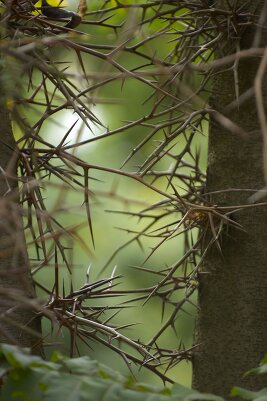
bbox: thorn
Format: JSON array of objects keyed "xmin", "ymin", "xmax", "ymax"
[
  {"xmin": 86, "ymin": 264, "xmax": 92, "ymax": 284},
  {"xmin": 110, "ymin": 265, "xmax": 117, "ymax": 280}
]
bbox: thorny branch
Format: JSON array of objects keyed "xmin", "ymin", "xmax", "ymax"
[{"xmin": 0, "ymin": 0, "xmax": 266, "ymax": 382}]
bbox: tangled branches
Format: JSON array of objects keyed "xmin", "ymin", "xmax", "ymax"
[{"xmin": 0, "ymin": 0, "xmax": 264, "ymax": 383}]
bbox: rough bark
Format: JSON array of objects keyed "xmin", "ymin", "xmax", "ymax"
[
  {"xmin": 0, "ymin": 103, "xmax": 43, "ymax": 354},
  {"xmin": 192, "ymin": 1, "xmax": 267, "ymax": 398}
]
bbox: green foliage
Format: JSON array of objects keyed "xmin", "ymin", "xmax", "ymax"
[
  {"xmin": 3, "ymin": 344, "xmax": 267, "ymax": 401},
  {"xmin": 246, "ymin": 355, "xmax": 267, "ymax": 376},
  {"xmin": 3, "ymin": 345, "xmax": 267, "ymax": 401},
  {"xmin": 231, "ymin": 387, "xmax": 267, "ymax": 401},
  {"xmin": 0, "ymin": 344, "xmax": 225, "ymax": 401},
  {"xmin": 230, "ymin": 357, "xmax": 267, "ymax": 401}
]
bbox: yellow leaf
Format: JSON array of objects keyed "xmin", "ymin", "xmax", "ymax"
[{"xmin": 33, "ymin": 0, "xmax": 68, "ymax": 15}]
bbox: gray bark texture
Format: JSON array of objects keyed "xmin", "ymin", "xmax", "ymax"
[
  {"xmin": 192, "ymin": 1, "xmax": 267, "ymax": 398},
  {"xmin": 0, "ymin": 104, "xmax": 42, "ymax": 353}
]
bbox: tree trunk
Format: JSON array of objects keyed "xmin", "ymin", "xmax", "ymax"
[
  {"xmin": 0, "ymin": 102, "xmax": 43, "ymax": 354},
  {"xmin": 192, "ymin": 1, "xmax": 267, "ymax": 398}
]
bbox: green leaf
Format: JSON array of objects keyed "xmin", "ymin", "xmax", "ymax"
[
  {"xmin": 259, "ymin": 355, "xmax": 267, "ymax": 365},
  {"xmin": 62, "ymin": 356, "xmax": 125, "ymax": 382},
  {"xmin": 80, "ymin": 379, "xmax": 174, "ymax": 401},
  {"xmin": 186, "ymin": 392, "xmax": 225, "ymax": 401},
  {"xmin": 172, "ymin": 384, "xmax": 225, "ymax": 401},
  {"xmin": 0, "ymin": 344, "xmax": 58, "ymax": 371},
  {"xmin": 49, "ymin": 350, "xmax": 64, "ymax": 363},
  {"xmin": 0, "ymin": 368, "xmax": 47, "ymax": 401},
  {"xmin": 134, "ymin": 382, "xmax": 169, "ymax": 393},
  {"xmin": 172, "ymin": 383, "xmax": 195, "ymax": 398},
  {"xmin": 231, "ymin": 387, "xmax": 267, "ymax": 400},
  {"xmin": 43, "ymin": 374, "xmax": 82, "ymax": 401},
  {"xmin": 248, "ymin": 364, "xmax": 267, "ymax": 376}
]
